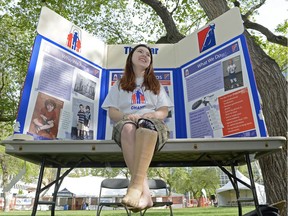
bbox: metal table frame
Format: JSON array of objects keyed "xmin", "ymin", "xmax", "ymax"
[{"xmin": 2, "ymin": 136, "xmax": 286, "ymax": 216}]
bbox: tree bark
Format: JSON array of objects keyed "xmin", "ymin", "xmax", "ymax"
[{"xmin": 244, "ymin": 30, "xmax": 287, "ymax": 215}]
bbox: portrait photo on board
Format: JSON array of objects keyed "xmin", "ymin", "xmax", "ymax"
[
  {"xmin": 74, "ymin": 72, "xmax": 97, "ymax": 100},
  {"xmin": 71, "ymin": 98, "xmax": 94, "ymax": 140},
  {"xmin": 222, "ymin": 55, "xmax": 243, "ymax": 91},
  {"xmin": 28, "ymin": 92, "xmax": 64, "ymax": 139}
]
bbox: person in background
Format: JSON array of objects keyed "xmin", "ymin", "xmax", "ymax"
[{"xmin": 102, "ymin": 44, "xmax": 173, "ymax": 212}]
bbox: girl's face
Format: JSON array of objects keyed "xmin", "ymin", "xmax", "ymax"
[
  {"xmin": 131, "ymin": 46, "xmax": 151, "ymax": 71},
  {"xmin": 47, "ymin": 104, "xmax": 55, "ymax": 112}
]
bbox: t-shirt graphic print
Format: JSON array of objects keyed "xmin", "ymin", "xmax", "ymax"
[{"xmin": 131, "ymin": 87, "xmax": 146, "ymax": 105}]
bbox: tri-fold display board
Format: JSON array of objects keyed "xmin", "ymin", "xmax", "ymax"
[{"xmin": 15, "ymin": 6, "xmax": 267, "ymax": 140}]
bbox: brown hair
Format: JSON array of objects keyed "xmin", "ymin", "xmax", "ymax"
[
  {"xmin": 45, "ymin": 99, "xmax": 56, "ymax": 110},
  {"xmin": 119, "ymin": 44, "xmax": 160, "ymax": 95}
]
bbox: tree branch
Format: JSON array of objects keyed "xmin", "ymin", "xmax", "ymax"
[
  {"xmin": 140, "ymin": 0, "xmax": 185, "ymax": 43},
  {"xmin": 199, "ymin": 0, "xmax": 288, "ymax": 47},
  {"xmin": 235, "ymin": 0, "xmax": 288, "ymax": 47},
  {"xmin": 244, "ymin": 19, "xmax": 288, "ymax": 47},
  {"xmin": 169, "ymin": 0, "xmax": 180, "ymax": 16},
  {"xmin": 242, "ymin": 0, "xmax": 266, "ymax": 18}
]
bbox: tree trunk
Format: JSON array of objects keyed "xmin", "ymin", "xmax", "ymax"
[
  {"xmin": 244, "ymin": 30, "xmax": 287, "ymax": 216},
  {"xmin": 198, "ymin": 0, "xmax": 287, "ymax": 215},
  {"xmin": 0, "ymin": 154, "xmax": 11, "ymax": 212},
  {"xmin": 3, "ymin": 192, "xmax": 12, "ymax": 212}
]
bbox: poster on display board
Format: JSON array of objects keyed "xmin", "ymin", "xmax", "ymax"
[
  {"xmin": 14, "ymin": 6, "xmax": 267, "ymax": 141},
  {"xmin": 180, "ymin": 36, "xmax": 267, "ymax": 138},
  {"xmin": 15, "ymin": 36, "xmax": 103, "ymax": 140}
]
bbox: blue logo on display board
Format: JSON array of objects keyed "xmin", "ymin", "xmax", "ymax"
[{"xmin": 198, "ymin": 23, "xmax": 216, "ymax": 53}]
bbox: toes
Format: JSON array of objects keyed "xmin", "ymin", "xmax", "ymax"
[{"xmin": 122, "ymin": 197, "xmax": 139, "ymax": 208}]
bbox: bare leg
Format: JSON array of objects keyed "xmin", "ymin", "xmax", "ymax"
[
  {"xmin": 138, "ymin": 177, "xmax": 153, "ymax": 209},
  {"xmin": 122, "ymin": 127, "xmax": 157, "ymax": 208},
  {"xmin": 121, "ymin": 123, "xmax": 136, "ymax": 173}
]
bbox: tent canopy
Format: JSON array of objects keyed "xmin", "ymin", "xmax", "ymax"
[
  {"xmin": 216, "ymin": 170, "xmax": 252, "ymax": 193},
  {"xmin": 216, "ymin": 170, "xmax": 266, "ymax": 206},
  {"xmin": 56, "ymin": 188, "xmax": 75, "ymax": 197},
  {"xmin": 47, "ymin": 176, "xmax": 128, "ymax": 197}
]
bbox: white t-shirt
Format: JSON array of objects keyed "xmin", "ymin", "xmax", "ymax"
[
  {"xmin": 102, "ymin": 77, "xmax": 174, "ymax": 115},
  {"xmin": 227, "ymin": 64, "xmax": 236, "ymax": 74}
]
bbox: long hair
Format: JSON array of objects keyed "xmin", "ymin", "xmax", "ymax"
[{"xmin": 119, "ymin": 44, "xmax": 160, "ymax": 95}]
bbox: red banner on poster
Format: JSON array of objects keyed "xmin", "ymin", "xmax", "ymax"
[{"xmin": 219, "ymin": 88, "xmax": 255, "ymax": 136}]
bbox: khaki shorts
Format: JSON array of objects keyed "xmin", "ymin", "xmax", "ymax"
[
  {"xmin": 112, "ymin": 118, "xmax": 170, "ymax": 151},
  {"xmin": 77, "ymin": 123, "xmax": 85, "ymax": 130}
]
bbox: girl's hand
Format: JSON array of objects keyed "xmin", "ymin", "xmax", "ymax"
[
  {"xmin": 142, "ymin": 112, "xmax": 155, "ymax": 119},
  {"xmin": 125, "ymin": 114, "xmax": 141, "ymax": 122},
  {"xmin": 40, "ymin": 114, "xmax": 47, "ymax": 121}
]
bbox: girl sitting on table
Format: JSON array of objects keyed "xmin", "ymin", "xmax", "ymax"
[{"xmin": 102, "ymin": 44, "xmax": 173, "ymax": 212}]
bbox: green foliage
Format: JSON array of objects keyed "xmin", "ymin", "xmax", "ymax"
[
  {"xmin": 265, "ymin": 22, "xmax": 288, "ymax": 72},
  {"xmin": 166, "ymin": 0, "xmax": 206, "ymax": 35},
  {"xmin": 148, "ymin": 167, "xmax": 220, "ymax": 198},
  {"xmin": 69, "ymin": 167, "xmax": 127, "ymax": 178},
  {"xmin": 0, "ymin": 122, "xmax": 39, "ymax": 184},
  {"xmin": 250, "ymin": 20, "xmax": 288, "ymax": 72}
]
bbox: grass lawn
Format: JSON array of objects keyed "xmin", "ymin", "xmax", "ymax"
[{"xmin": 1, "ymin": 206, "xmax": 256, "ymax": 216}]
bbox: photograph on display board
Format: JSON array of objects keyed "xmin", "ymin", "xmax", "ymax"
[
  {"xmin": 222, "ymin": 55, "xmax": 244, "ymax": 91},
  {"xmin": 74, "ymin": 72, "xmax": 97, "ymax": 100},
  {"xmin": 189, "ymin": 93, "xmax": 223, "ymax": 138},
  {"xmin": 28, "ymin": 92, "xmax": 64, "ymax": 139},
  {"xmin": 71, "ymin": 98, "xmax": 94, "ymax": 140}
]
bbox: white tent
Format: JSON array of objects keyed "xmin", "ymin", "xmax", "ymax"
[
  {"xmin": 46, "ymin": 176, "xmax": 127, "ymax": 197},
  {"xmin": 216, "ymin": 170, "xmax": 266, "ymax": 206}
]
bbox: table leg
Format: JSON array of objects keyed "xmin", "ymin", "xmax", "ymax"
[
  {"xmin": 245, "ymin": 154, "xmax": 262, "ymax": 216},
  {"xmin": 231, "ymin": 165, "xmax": 242, "ymax": 216},
  {"xmin": 51, "ymin": 167, "xmax": 61, "ymax": 216},
  {"xmin": 31, "ymin": 158, "xmax": 46, "ymax": 216}
]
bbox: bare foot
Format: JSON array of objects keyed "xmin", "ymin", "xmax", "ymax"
[
  {"xmin": 121, "ymin": 187, "xmax": 142, "ymax": 208},
  {"xmin": 129, "ymin": 197, "xmax": 153, "ymax": 213},
  {"xmin": 130, "ymin": 181, "xmax": 153, "ymax": 212},
  {"xmin": 138, "ymin": 191, "xmax": 153, "ymax": 209}
]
